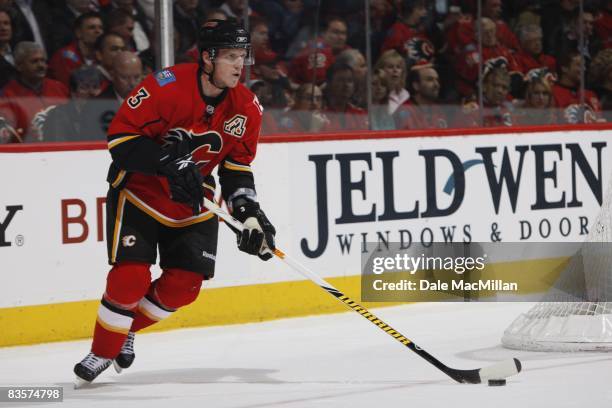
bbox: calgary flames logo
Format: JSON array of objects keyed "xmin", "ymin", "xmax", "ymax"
[{"xmin": 162, "ymin": 128, "xmax": 224, "ymax": 166}]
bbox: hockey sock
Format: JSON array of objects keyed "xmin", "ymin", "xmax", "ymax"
[
  {"xmin": 131, "ymin": 268, "xmax": 203, "ymax": 332},
  {"xmin": 91, "ymin": 263, "xmax": 151, "ymax": 358}
]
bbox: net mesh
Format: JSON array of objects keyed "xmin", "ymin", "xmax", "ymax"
[{"xmin": 501, "ymin": 179, "xmax": 612, "ymax": 351}]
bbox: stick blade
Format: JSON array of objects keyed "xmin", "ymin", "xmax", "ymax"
[{"xmin": 478, "ymin": 358, "xmax": 522, "ymax": 382}]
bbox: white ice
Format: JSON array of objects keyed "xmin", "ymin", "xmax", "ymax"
[{"xmin": 1, "ymin": 302, "xmax": 611, "ymax": 408}]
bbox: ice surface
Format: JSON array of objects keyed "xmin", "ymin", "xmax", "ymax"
[{"xmin": 0, "ymin": 303, "xmax": 610, "ymax": 408}]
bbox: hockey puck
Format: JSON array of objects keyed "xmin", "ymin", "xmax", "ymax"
[{"xmin": 488, "ymin": 379, "xmax": 507, "ymax": 386}]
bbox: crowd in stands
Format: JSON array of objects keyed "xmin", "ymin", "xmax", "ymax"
[{"xmin": 0, "ymin": 0, "xmax": 611, "ymax": 143}]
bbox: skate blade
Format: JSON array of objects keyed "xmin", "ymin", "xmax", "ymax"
[
  {"xmin": 74, "ymin": 376, "xmax": 91, "ymax": 389},
  {"xmin": 112, "ymin": 360, "xmax": 123, "ymax": 374}
]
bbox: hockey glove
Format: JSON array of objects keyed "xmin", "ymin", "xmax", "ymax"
[
  {"xmin": 232, "ymin": 200, "xmax": 276, "ymax": 261},
  {"xmin": 158, "ymin": 140, "xmax": 204, "ymax": 215}
]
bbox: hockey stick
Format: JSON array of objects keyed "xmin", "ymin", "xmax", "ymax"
[{"xmin": 202, "ymin": 198, "xmax": 522, "ymax": 384}]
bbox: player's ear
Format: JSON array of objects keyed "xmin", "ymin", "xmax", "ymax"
[{"xmin": 201, "ymin": 50, "xmax": 210, "ymax": 67}]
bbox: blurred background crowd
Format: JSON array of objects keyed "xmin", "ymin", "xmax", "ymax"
[{"xmin": 0, "ymin": 0, "xmax": 610, "ymax": 143}]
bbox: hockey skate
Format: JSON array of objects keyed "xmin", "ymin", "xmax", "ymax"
[
  {"xmin": 73, "ymin": 352, "xmax": 112, "ymax": 388},
  {"xmin": 113, "ymin": 331, "xmax": 135, "ymax": 373}
]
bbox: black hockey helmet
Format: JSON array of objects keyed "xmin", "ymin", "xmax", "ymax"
[{"xmin": 198, "ymin": 19, "xmax": 254, "ymax": 65}]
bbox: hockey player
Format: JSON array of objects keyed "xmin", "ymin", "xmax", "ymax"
[{"xmin": 73, "ymin": 19, "xmax": 276, "ymax": 386}]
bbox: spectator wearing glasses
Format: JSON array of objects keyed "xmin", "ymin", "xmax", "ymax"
[{"xmin": 41, "ymin": 65, "xmax": 103, "ymax": 141}]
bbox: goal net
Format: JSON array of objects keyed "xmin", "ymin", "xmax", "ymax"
[{"xmin": 501, "ymin": 183, "xmax": 612, "ymax": 351}]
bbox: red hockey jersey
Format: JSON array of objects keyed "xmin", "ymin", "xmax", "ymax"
[
  {"xmin": 552, "ymin": 84, "xmax": 602, "ymax": 124},
  {"xmin": 514, "ymin": 51, "xmax": 556, "ymax": 76},
  {"xmin": 48, "ymin": 42, "xmax": 87, "ymax": 87},
  {"xmin": 0, "ymin": 77, "xmax": 69, "ymax": 141},
  {"xmin": 107, "ymin": 63, "xmax": 263, "ymax": 223},
  {"xmin": 446, "ymin": 16, "xmax": 520, "ymax": 56},
  {"xmin": 381, "ymin": 22, "xmax": 435, "ymax": 63},
  {"xmin": 396, "ymin": 101, "xmax": 449, "ymax": 130}
]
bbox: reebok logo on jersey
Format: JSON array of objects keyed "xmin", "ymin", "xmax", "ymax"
[
  {"xmin": 176, "ymin": 156, "xmax": 194, "ymax": 170},
  {"xmin": 223, "ymin": 115, "xmax": 247, "ymax": 138},
  {"xmin": 122, "ymin": 235, "xmax": 136, "ymax": 247},
  {"xmin": 202, "ymin": 251, "xmax": 216, "ymax": 261},
  {"xmin": 155, "ymin": 69, "xmax": 176, "ymax": 87}
]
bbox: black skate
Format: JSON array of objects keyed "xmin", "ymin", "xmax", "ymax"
[
  {"xmin": 74, "ymin": 352, "xmax": 112, "ymax": 388},
  {"xmin": 113, "ymin": 331, "xmax": 135, "ymax": 373}
]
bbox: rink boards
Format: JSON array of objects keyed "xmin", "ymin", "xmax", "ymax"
[{"xmin": 0, "ymin": 126, "xmax": 610, "ymax": 346}]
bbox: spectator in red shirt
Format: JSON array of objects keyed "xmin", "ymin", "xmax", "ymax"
[
  {"xmin": 446, "ymin": 0, "xmax": 520, "ymax": 57},
  {"xmin": 48, "ymin": 12, "xmax": 104, "ymax": 88},
  {"xmin": 288, "ymin": 17, "xmax": 349, "ymax": 85},
  {"xmin": 553, "ymin": 51, "xmax": 603, "ymax": 123},
  {"xmin": 398, "ymin": 63, "xmax": 448, "ymax": 129},
  {"xmin": 0, "ymin": 41, "xmax": 69, "ymax": 142},
  {"xmin": 514, "ymin": 24, "xmax": 556, "ymax": 77},
  {"xmin": 381, "ymin": 0, "xmax": 435, "ymax": 66},
  {"xmin": 456, "ymin": 17, "xmax": 521, "ymax": 97},
  {"xmin": 248, "ymin": 17, "xmax": 289, "ymax": 83},
  {"xmin": 322, "ymin": 62, "xmax": 367, "ymax": 131}
]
